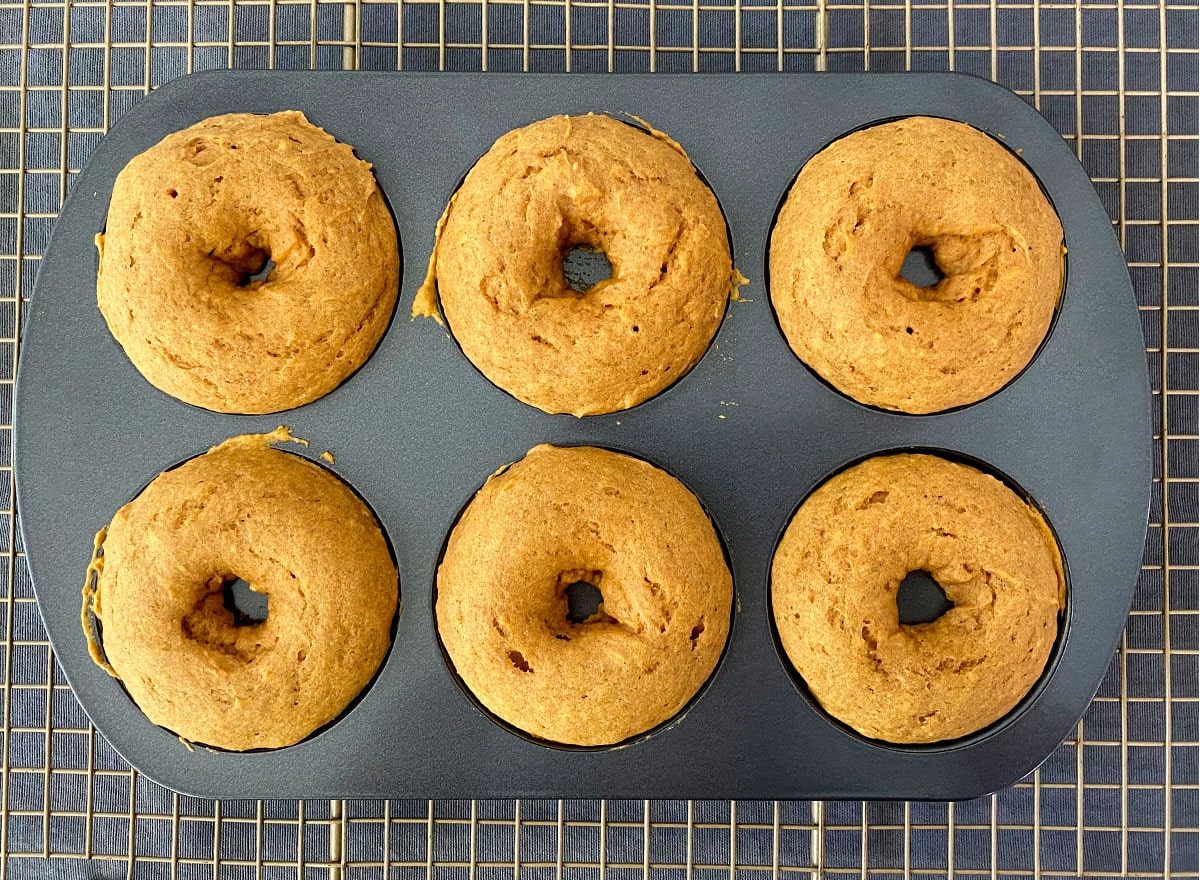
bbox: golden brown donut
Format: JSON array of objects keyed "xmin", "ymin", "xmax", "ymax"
[
  {"xmin": 769, "ymin": 117, "xmax": 1064, "ymax": 413},
  {"xmin": 82, "ymin": 428, "xmax": 398, "ymax": 750},
  {"xmin": 435, "ymin": 445, "xmax": 732, "ymax": 746},
  {"xmin": 771, "ymin": 453, "xmax": 1063, "ymax": 744},
  {"xmin": 416, "ymin": 114, "xmax": 733, "ymax": 416},
  {"xmin": 97, "ymin": 111, "xmax": 399, "ymax": 414}
]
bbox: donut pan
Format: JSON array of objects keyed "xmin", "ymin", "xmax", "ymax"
[{"xmin": 14, "ymin": 71, "xmax": 1151, "ymax": 800}]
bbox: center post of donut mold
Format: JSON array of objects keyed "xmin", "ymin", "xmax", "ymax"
[
  {"xmin": 221, "ymin": 576, "xmax": 269, "ymax": 626},
  {"xmin": 500, "ymin": 572, "xmax": 613, "ymax": 674},
  {"xmin": 213, "ymin": 237, "xmax": 275, "ymax": 290},
  {"xmin": 562, "ymin": 245, "xmax": 613, "ymax": 294},
  {"xmin": 899, "ymin": 245, "xmax": 946, "ymax": 290},
  {"xmin": 896, "ymin": 570, "xmax": 955, "ymax": 626},
  {"xmin": 237, "ymin": 254, "xmax": 275, "ymax": 288},
  {"xmin": 565, "ymin": 578, "xmax": 605, "ymax": 623},
  {"xmin": 557, "ymin": 570, "xmax": 610, "ymax": 625}
]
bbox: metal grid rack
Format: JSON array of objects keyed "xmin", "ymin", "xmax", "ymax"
[{"xmin": 0, "ymin": 0, "xmax": 1196, "ymax": 875}]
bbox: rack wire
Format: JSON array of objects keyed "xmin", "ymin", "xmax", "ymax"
[{"xmin": 0, "ymin": 0, "xmax": 1196, "ymax": 876}]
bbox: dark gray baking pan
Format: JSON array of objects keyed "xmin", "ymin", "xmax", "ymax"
[{"xmin": 13, "ymin": 71, "xmax": 1152, "ymax": 800}]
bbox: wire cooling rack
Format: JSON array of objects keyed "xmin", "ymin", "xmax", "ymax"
[{"xmin": 0, "ymin": 0, "xmax": 1196, "ymax": 876}]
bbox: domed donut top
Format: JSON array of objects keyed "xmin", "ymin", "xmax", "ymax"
[
  {"xmin": 97, "ymin": 111, "xmax": 400, "ymax": 414},
  {"xmin": 415, "ymin": 113, "xmax": 734, "ymax": 417},
  {"xmin": 771, "ymin": 453, "xmax": 1064, "ymax": 744},
  {"xmin": 435, "ymin": 444, "xmax": 733, "ymax": 746},
  {"xmin": 769, "ymin": 116, "xmax": 1064, "ymax": 414},
  {"xmin": 82, "ymin": 428, "xmax": 399, "ymax": 751}
]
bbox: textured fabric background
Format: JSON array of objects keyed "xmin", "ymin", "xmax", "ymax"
[{"xmin": 0, "ymin": 0, "xmax": 1196, "ymax": 876}]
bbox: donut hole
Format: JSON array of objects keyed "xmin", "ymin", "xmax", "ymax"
[
  {"xmin": 228, "ymin": 246, "xmax": 274, "ymax": 289},
  {"xmin": 899, "ymin": 245, "xmax": 945, "ymax": 290},
  {"xmin": 179, "ymin": 573, "xmax": 271, "ymax": 657},
  {"xmin": 239, "ymin": 255, "xmax": 275, "ymax": 288},
  {"xmin": 206, "ymin": 238, "xmax": 276, "ymax": 291},
  {"xmin": 554, "ymin": 570, "xmax": 619, "ymax": 630},
  {"xmin": 222, "ymin": 576, "xmax": 269, "ymax": 627},
  {"xmin": 562, "ymin": 245, "xmax": 613, "ymax": 294},
  {"xmin": 895, "ymin": 570, "xmax": 954, "ymax": 626},
  {"xmin": 564, "ymin": 578, "xmax": 605, "ymax": 624}
]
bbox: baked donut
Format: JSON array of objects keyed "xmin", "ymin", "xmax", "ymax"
[
  {"xmin": 769, "ymin": 116, "xmax": 1064, "ymax": 413},
  {"xmin": 415, "ymin": 114, "xmax": 733, "ymax": 416},
  {"xmin": 82, "ymin": 428, "xmax": 398, "ymax": 750},
  {"xmin": 771, "ymin": 453, "xmax": 1063, "ymax": 744},
  {"xmin": 436, "ymin": 444, "xmax": 732, "ymax": 746},
  {"xmin": 97, "ymin": 111, "xmax": 399, "ymax": 414}
]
